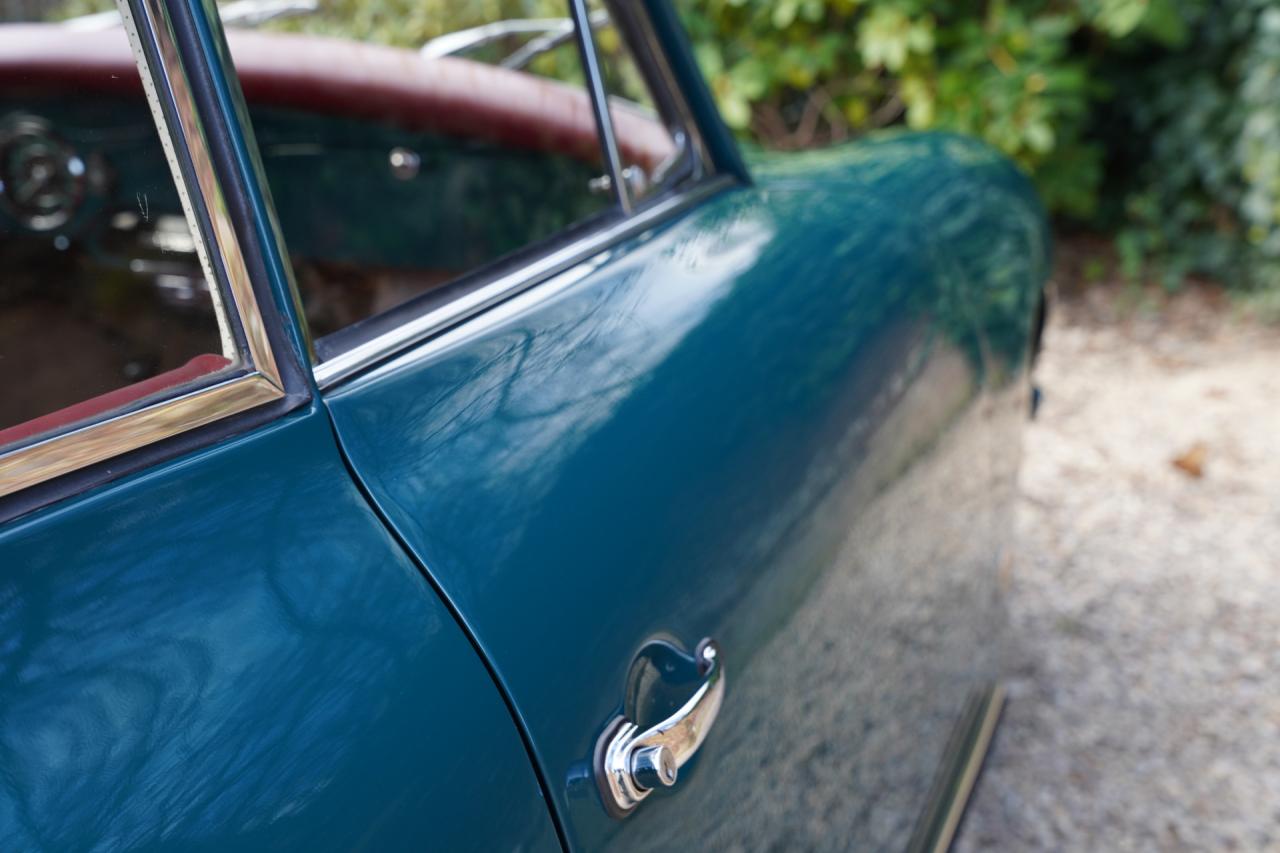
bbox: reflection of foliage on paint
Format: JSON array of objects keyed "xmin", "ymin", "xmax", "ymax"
[
  {"xmin": 745, "ymin": 132, "xmax": 1047, "ymax": 402},
  {"xmin": 902, "ymin": 134, "xmax": 1046, "ymax": 381}
]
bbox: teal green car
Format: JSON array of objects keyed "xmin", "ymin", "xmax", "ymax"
[{"xmin": 0, "ymin": 0, "xmax": 1048, "ymax": 849}]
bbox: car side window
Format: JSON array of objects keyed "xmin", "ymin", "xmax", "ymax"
[
  {"xmin": 0, "ymin": 10, "xmax": 242, "ymax": 455},
  {"xmin": 220, "ymin": 0, "xmax": 700, "ymax": 356},
  {"xmin": 220, "ymin": 1, "xmax": 612, "ymax": 344}
]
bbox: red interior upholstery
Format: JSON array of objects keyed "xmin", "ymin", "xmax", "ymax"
[
  {"xmin": 0, "ymin": 353, "xmax": 232, "ymax": 448},
  {"xmin": 0, "ymin": 25, "xmax": 676, "ymax": 171}
]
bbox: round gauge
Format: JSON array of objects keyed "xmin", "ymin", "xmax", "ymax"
[{"xmin": 0, "ymin": 115, "xmax": 87, "ymax": 232}]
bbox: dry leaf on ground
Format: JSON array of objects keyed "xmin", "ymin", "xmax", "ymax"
[{"xmin": 1171, "ymin": 442, "xmax": 1208, "ymax": 478}]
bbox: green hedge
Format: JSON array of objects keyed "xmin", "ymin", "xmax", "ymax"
[{"xmin": 677, "ymin": 0, "xmax": 1280, "ymax": 289}]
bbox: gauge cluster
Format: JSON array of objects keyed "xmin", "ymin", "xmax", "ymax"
[
  {"xmin": 0, "ymin": 106, "xmax": 214, "ymax": 318},
  {"xmin": 0, "ymin": 113, "xmax": 92, "ymax": 232}
]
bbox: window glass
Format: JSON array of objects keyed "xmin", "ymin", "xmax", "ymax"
[
  {"xmin": 221, "ymin": 0, "xmax": 619, "ymax": 344},
  {"xmin": 0, "ymin": 4, "xmax": 241, "ymax": 452}
]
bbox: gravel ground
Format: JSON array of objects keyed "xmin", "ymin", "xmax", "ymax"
[{"xmin": 957, "ymin": 285, "xmax": 1280, "ymax": 851}]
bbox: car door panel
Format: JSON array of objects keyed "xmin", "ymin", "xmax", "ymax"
[
  {"xmin": 325, "ymin": 133, "xmax": 1047, "ymax": 849},
  {"xmin": 0, "ymin": 408, "xmax": 559, "ymax": 852}
]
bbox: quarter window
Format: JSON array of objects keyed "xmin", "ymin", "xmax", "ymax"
[
  {"xmin": 586, "ymin": 0, "xmax": 692, "ymax": 203},
  {"xmin": 0, "ymin": 9, "xmax": 242, "ymax": 453}
]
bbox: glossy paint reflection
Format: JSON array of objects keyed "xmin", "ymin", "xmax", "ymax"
[
  {"xmin": 0, "ymin": 411, "xmax": 558, "ymax": 851},
  {"xmin": 327, "ymin": 132, "xmax": 1048, "ymax": 849}
]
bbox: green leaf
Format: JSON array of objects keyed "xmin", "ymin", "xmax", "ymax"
[
  {"xmin": 1095, "ymin": 0, "xmax": 1150, "ymax": 39},
  {"xmin": 772, "ymin": 0, "xmax": 800, "ymax": 30},
  {"xmin": 1025, "ymin": 119, "xmax": 1056, "ymax": 154},
  {"xmin": 1139, "ymin": 0, "xmax": 1189, "ymax": 47},
  {"xmin": 729, "ymin": 57, "xmax": 771, "ymax": 99},
  {"xmin": 858, "ymin": 6, "xmax": 912, "ymax": 71},
  {"xmin": 719, "ymin": 91, "xmax": 753, "ymax": 129}
]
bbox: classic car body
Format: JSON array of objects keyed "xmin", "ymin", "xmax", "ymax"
[{"xmin": 0, "ymin": 0, "xmax": 1048, "ymax": 850}]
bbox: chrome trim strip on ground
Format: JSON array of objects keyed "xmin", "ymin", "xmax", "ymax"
[
  {"xmin": 0, "ymin": 0, "xmax": 286, "ymax": 499},
  {"xmin": 933, "ymin": 685, "xmax": 1005, "ymax": 852},
  {"xmin": 906, "ymin": 685, "xmax": 1007, "ymax": 853},
  {"xmin": 313, "ymin": 175, "xmax": 735, "ymax": 390}
]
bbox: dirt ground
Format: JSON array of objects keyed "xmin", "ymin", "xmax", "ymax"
[{"xmin": 956, "ymin": 282, "xmax": 1280, "ymax": 851}]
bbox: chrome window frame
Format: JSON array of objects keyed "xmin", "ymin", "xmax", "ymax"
[
  {"xmin": 304, "ymin": 0, "xmax": 729, "ymax": 389},
  {"xmin": 0, "ymin": 0, "xmax": 287, "ymax": 499}
]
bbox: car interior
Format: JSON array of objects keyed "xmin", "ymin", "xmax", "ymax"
[{"xmin": 0, "ymin": 9, "xmax": 679, "ymax": 444}]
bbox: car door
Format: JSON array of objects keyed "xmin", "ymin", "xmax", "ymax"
[
  {"xmin": 217, "ymin": 1, "xmax": 1050, "ymax": 849},
  {"xmin": 0, "ymin": 6, "xmax": 558, "ymax": 850},
  {"xmin": 322, "ymin": 143, "xmax": 1046, "ymax": 852}
]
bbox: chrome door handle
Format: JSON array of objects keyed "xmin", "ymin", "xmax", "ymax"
[{"xmin": 596, "ymin": 639, "xmax": 724, "ymax": 815}]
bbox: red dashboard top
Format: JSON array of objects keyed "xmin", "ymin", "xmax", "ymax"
[{"xmin": 0, "ymin": 25, "xmax": 675, "ymax": 171}]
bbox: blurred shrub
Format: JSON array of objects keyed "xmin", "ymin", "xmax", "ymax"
[
  {"xmin": 677, "ymin": 0, "xmax": 1280, "ymax": 289},
  {"xmin": 1101, "ymin": 1, "xmax": 1280, "ymax": 288},
  {"xmin": 678, "ymin": 0, "xmax": 1099, "ymax": 217}
]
